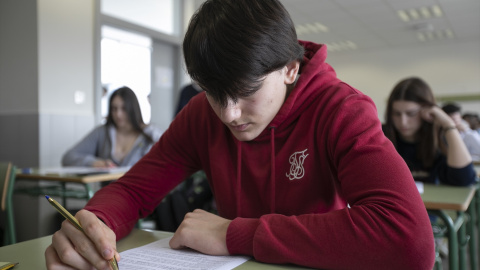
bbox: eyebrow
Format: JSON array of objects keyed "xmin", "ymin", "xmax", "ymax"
[{"xmin": 393, "ymin": 108, "xmax": 421, "ymax": 114}]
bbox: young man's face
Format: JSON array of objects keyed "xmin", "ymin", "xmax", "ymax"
[{"xmin": 206, "ymin": 62, "xmax": 299, "ymax": 141}]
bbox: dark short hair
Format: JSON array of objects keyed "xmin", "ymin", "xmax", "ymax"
[
  {"xmin": 441, "ymin": 103, "xmax": 461, "ymax": 115},
  {"xmin": 183, "ymin": 0, "xmax": 304, "ymax": 107},
  {"xmin": 384, "ymin": 77, "xmax": 437, "ymax": 168}
]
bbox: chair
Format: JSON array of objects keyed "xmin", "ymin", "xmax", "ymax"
[{"xmin": 0, "ymin": 162, "xmax": 17, "ymax": 245}]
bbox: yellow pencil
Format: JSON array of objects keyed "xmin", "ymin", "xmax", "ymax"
[{"xmin": 45, "ymin": 195, "xmax": 119, "ymax": 270}]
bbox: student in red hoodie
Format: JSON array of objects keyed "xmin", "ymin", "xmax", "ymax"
[{"xmin": 45, "ymin": 0, "xmax": 435, "ymax": 269}]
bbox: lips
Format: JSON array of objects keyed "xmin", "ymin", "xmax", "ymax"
[{"xmin": 231, "ymin": 123, "xmax": 249, "ymax": 131}]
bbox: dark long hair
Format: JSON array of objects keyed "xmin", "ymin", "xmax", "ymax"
[
  {"xmin": 384, "ymin": 77, "xmax": 437, "ymax": 168},
  {"xmin": 183, "ymin": 0, "xmax": 304, "ymax": 108},
  {"xmin": 106, "ymin": 86, "xmax": 153, "ymax": 143}
]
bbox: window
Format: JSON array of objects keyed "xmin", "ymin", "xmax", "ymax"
[
  {"xmin": 101, "ymin": 0, "xmax": 177, "ymax": 35},
  {"xmin": 101, "ymin": 26, "xmax": 152, "ymax": 123}
]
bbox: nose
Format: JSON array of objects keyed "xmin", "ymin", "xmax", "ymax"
[
  {"xmin": 220, "ymin": 101, "xmax": 241, "ymax": 123},
  {"xmin": 400, "ymin": 114, "xmax": 408, "ymax": 126},
  {"xmin": 113, "ymin": 109, "xmax": 122, "ymax": 118}
]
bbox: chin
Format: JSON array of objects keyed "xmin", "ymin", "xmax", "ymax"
[{"xmin": 231, "ymin": 130, "xmax": 259, "ymax": 142}]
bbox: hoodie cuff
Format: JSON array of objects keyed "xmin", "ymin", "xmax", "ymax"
[{"xmin": 226, "ymin": 217, "xmax": 260, "ymax": 256}]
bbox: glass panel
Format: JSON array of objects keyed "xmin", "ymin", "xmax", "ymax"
[
  {"xmin": 101, "ymin": 0, "xmax": 176, "ymax": 35},
  {"xmin": 101, "ymin": 26, "xmax": 152, "ymax": 123}
]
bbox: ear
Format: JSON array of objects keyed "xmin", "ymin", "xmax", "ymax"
[{"xmin": 284, "ymin": 60, "xmax": 300, "ymax": 84}]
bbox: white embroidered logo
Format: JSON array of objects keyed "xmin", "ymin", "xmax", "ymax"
[{"xmin": 286, "ymin": 149, "xmax": 309, "ymax": 180}]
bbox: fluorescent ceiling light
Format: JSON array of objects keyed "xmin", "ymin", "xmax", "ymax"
[
  {"xmin": 314, "ymin": 22, "xmax": 329, "ymax": 32},
  {"xmin": 326, "ymin": 41, "xmax": 357, "ymax": 52},
  {"xmin": 306, "ymin": 23, "xmax": 319, "ymax": 33},
  {"xmin": 409, "ymin": 9, "xmax": 420, "ymax": 20},
  {"xmin": 420, "ymin": 7, "xmax": 431, "ymax": 18},
  {"xmin": 397, "ymin": 10, "xmax": 410, "ymax": 22},
  {"xmin": 416, "ymin": 29, "xmax": 453, "ymax": 42},
  {"xmin": 431, "ymin": 5, "xmax": 443, "ymax": 17},
  {"xmin": 398, "ymin": 5, "xmax": 443, "ymax": 22},
  {"xmin": 295, "ymin": 25, "xmax": 308, "ymax": 35}
]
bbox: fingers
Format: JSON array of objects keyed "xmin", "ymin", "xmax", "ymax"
[
  {"xmin": 170, "ymin": 209, "xmax": 230, "ymax": 255},
  {"xmin": 49, "ymin": 225, "xmax": 95, "ymax": 269},
  {"xmin": 45, "ymin": 244, "xmax": 77, "ymax": 270},
  {"xmin": 92, "ymin": 159, "xmax": 116, "ymax": 168},
  {"xmin": 47, "ymin": 210, "xmax": 116, "ymax": 270},
  {"xmin": 77, "ymin": 210, "xmax": 119, "ymax": 262},
  {"xmin": 105, "ymin": 160, "xmax": 117, "ymax": 168},
  {"xmin": 421, "ymin": 106, "xmax": 453, "ymax": 127}
]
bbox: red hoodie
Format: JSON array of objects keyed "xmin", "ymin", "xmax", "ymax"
[{"xmin": 85, "ymin": 41, "xmax": 435, "ymax": 269}]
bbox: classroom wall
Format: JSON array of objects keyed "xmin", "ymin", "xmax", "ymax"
[
  {"xmin": 38, "ymin": 0, "xmax": 96, "ymax": 168},
  {"xmin": 0, "ymin": 0, "xmax": 96, "ymax": 242},
  {"xmin": 327, "ymin": 40, "xmax": 480, "ymax": 121},
  {"xmin": 0, "ymin": 0, "xmax": 40, "ymax": 167}
]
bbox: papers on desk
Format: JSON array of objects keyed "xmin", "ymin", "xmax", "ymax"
[
  {"xmin": 415, "ymin": 181, "xmax": 424, "ymax": 194},
  {"xmin": 33, "ymin": 166, "xmax": 131, "ymax": 176},
  {"xmin": 119, "ymin": 237, "xmax": 250, "ymax": 270}
]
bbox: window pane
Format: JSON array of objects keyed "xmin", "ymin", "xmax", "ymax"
[
  {"xmin": 101, "ymin": 0, "xmax": 176, "ymax": 35},
  {"xmin": 101, "ymin": 26, "xmax": 152, "ymax": 123}
]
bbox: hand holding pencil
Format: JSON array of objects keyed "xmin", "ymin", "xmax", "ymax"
[{"xmin": 44, "ymin": 195, "xmax": 119, "ymax": 270}]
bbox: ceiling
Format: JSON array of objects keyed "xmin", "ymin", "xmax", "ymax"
[{"xmin": 280, "ymin": 0, "xmax": 480, "ymax": 53}]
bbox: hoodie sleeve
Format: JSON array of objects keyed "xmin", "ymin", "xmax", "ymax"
[
  {"xmin": 84, "ymin": 102, "xmax": 204, "ymax": 239},
  {"xmin": 226, "ymin": 93, "xmax": 435, "ymax": 270}
]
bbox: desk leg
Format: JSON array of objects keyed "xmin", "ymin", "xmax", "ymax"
[
  {"xmin": 431, "ymin": 210, "xmax": 459, "ymax": 270},
  {"xmin": 467, "ymin": 197, "xmax": 478, "ymax": 270},
  {"xmin": 85, "ymin": 183, "xmax": 93, "ymax": 199},
  {"xmin": 61, "ymin": 182, "xmax": 67, "ymax": 206},
  {"xmin": 457, "ymin": 211, "xmax": 468, "ymax": 270}
]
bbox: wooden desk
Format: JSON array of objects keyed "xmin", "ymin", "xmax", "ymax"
[
  {"xmin": 0, "ymin": 229, "xmax": 309, "ymax": 270},
  {"xmin": 421, "ymin": 183, "xmax": 477, "ymax": 270},
  {"xmin": 16, "ymin": 167, "xmax": 129, "ymax": 183},
  {"xmin": 15, "ymin": 167, "xmax": 128, "ymax": 205},
  {"xmin": 421, "ymin": 183, "xmax": 476, "ymax": 211}
]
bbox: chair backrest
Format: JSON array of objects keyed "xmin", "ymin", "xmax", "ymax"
[
  {"xmin": 0, "ymin": 162, "xmax": 17, "ymax": 245},
  {"xmin": 0, "ymin": 162, "xmax": 14, "ymax": 212}
]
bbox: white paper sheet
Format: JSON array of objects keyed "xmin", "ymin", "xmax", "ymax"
[
  {"xmin": 119, "ymin": 237, "xmax": 250, "ymax": 270},
  {"xmin": 35, "ymin": 166, "xmax": 131, "ymax": 175},
  {"xmin": 415, "ymin": 181, "xmax": 424, "ymax": 194}
]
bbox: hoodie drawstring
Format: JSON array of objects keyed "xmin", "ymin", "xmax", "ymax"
[
  {"xmin": 236, "ymin": 142, "xmax": 242, "ymax": 216},
  {"xmin": 270, "ymin": 127, "xmax": 276, "ymax": 213}
]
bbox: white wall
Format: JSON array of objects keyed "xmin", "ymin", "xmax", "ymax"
[
  {"xmin": 327, "ymin": 40, "xmax": 480, "ymax": 122},
  {"xmin": 38, "ymin": 0, "xmax": 95, "ymax": 116},
  {"xmin": 37, "ymin": 0, "xmax": 96, "ymax": 168},
  {"xmin": 0, "ymin": 0, "xmax": 97, "ymax": 242}
]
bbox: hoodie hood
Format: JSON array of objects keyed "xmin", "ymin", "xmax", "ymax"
[
  {"xmin": 234, "ymin": 41, "xmax": 340, "ymax": 216},
  {"xmin": 254, "ymin": 40, "xmax": 339, "ymax": 141}
]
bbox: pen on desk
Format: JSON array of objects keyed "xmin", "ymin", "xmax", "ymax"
[{"xmin": 45, "ymin": 195, "xmax": 119, "ymax": 270}]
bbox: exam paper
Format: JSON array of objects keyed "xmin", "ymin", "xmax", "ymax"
[{"xmin": 119, "ymin": 237, "xmax": 250, "ymax": 270}]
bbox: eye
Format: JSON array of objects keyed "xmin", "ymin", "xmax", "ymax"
[{"xmin": 406, "ymin": 110, "xmax": 420, "ymax": 117}]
